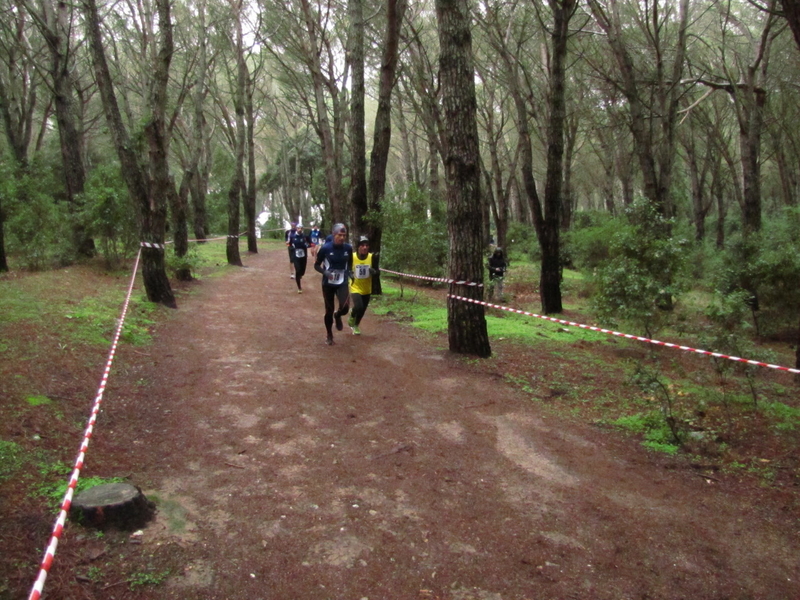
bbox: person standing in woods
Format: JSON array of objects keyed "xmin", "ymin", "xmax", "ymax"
[
  {"xmin": 314, "ymin": 223, "xmax": 353, "ymax": 346},
  {"xmin": 487, "ymin": 247, "xmax": 508, "ymax": 301},
  {"xmin": 348, "ymin": 236, "xmax": 378, "ymax": 335}
]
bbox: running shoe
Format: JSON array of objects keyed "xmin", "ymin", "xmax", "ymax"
[
  {"xmin": 348, "ymin": 315, "xmax": 355, "ymax": 328},
  {"xmin": 335, "ymin": 313, "xmax": 343, "ymax": 331},
  {"xmin": 325, "ymin": 336, "xmax": 335, "ymax": 346},
  {"xmin": 297, "ymin": 289, "xmax": 303, "ymax": 294},
  {"xmin": 351, "ymin": 325, "xmax": 361, "ymax": 335}
]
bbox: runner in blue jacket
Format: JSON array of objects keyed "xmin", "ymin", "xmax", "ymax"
[
  {"xmin": 314, "ymin": 223, "xmax": 353, "ymax": 345},
  {"xmin": 288, "ymin": 224, "xmax": 311, "ymax": 293}
]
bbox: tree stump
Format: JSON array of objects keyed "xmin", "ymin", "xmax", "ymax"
[{"xmin": 70, "ymin": 483, "xmax": 155, "ymax": 530}]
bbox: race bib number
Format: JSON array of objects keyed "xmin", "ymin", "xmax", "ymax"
[
  {"xmin": 294, "ymin": 248, "xmax": 305, "ymax": 258},
  {"xmin": 354, "ymin": 264, "xmax": 371, "ymax": 279},
  {"xmin": 326, "ymin": 269, "xmax": 345, "ymax": 285}
]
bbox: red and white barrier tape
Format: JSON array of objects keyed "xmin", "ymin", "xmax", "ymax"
[
  {"xmin": 449, "ymin": 294, "xmax": 800, "ymax": 375},
  {"xmin": 140, "ymin": 241, "xmax": 165, "ymax": 249},
  {"xmin": 28, "ymin": 249, "xmax": 143, "ymax": 600},
  {"xmin": 167, "ymin": 232, "xmax": 248, "ymax": 244},
  {"xmin": 382, "ymin": 268, "xmax": 483, "ymax": 288}
]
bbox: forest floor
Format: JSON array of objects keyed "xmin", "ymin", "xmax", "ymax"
[{"xmin": 2, "ymin": 244, "xmax": 799, "ymax": 600}]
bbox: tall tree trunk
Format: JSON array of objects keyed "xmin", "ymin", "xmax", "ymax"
[
  {"xmin": 245, "ymin": 73, "xmax": 258, "ymax": 253},
  {"xmin": 367, "ymin": 0, "xmax": 407, "ymax": 295},
  {"xmin": 299, "ymin": 0, "xmax": 344, "ymax": 223},
  {"xmin": 0, "ymin": 4, "xmax": 37, "ymax": 271},
  {"xmin": 715, "ymin": 194, "xmax": 726, "ymax": 248},
  {"xmin": 395, "ymin": 87, "xmax": 416, "ymax": 185},
  {"xmin": 143, "ymin": 0, "xmax": 178, "ymax": 302},
  {"xmin": 740, "ymin": 85, "xmax": 766, "ymax": 235},
  {"xmin": 539, "ymin": 0, "xmax": 576, "ymax": 315},
  {"xmin": 560, "ymin": 109, "xmax": 578, "ymax": 231},
  {"xmin": 436, "ymin": 0, "xmax": 490, "ymax": 358},
  {"xmin": 770, "ymin": 128, "xmax": 797, "ymax": 206},
  {"xmin": 348, "ymin": 0, "xmax": 367, "ymax": 237},
  {"xmin": 40, "ymin": 0, "xmax": 94, "ymax": 257},
  {"xmin": 226, "ymin": 0, "xmax": 245, "ymax": 267},
  {"xmin": 191, "ymin": 0, "xmax": 209, "ymax": 242},
  {"xmin": 171, "ymin": 172, "xmax": 192, "ymax": 281},
  {"xmin": 0, "ymin": 195, "xmax": 6, "ymax": 271},
  {"xmin": 84, "ymin": 0, "xmax": 175, "ymax": 307}
]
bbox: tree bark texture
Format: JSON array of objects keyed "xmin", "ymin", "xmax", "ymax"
[
  {"xmin": 299, "ymin": 0, "xmax": 345, "ymax": 224},
  {"xmin": 539, "ymin": 0, "xmax": 576, "ymax": 315},
  {"xmin": 0, "ymin": 196, "xmax": 7, "ymax": 272},
  {"xmin": 191, "ymin": 0, "xmax": 210, "ymax": 242},
  {"xmin": 143, "ymin": 0, "xmax": 178, "ymax": 305},
  {"xmin": 348, "ymin": 0, "xmax": 367, "ymax": 238},
  {"xmin": 40, "ymin": 0, "xmax": 94, "ymax": 257},
  {"xmin": 0, "ymin": 3, "xmax": 36, "ymax": 169},
  {"xmin": 367, "ymin": 0, "xmax": 407, "ymax": 295},
  {"xmin": 436, "ymin": 0, "xmax": 490, "ymax": 358},
  {"xmin": 84, "ymin": 0, "xmax": 175, "ymax": 307},
  {"xmin": 245, "ymin": 74, "xmax": 258, "ymax": 253},
  {"xmin": 739, "ymin": 85, "xmax": 766, "ymax": 234},
  {"xmin": 227, "ymin": 2, "xmax": 246, "ymax": 267},
  {"xmin": 171, "ymin": 172, "xmax": 193, "ymax": 281}
]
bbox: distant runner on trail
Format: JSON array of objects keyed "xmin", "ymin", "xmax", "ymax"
[
  {"xmin": 309, "ymin": 224, "xmax": 321, "ymax": 258},
  {"xmin": 314, "ymin": 223, "xmax": 353, "ymax": 346},
  {"xmin": 285, "ymin": 221, "xmax": 297, "ymax": 278},
  {"xmin": 348, "ymin": 236, "xmax": 378, "ymax": 335},
  {"xmin": 289, "ymin": 224, "xmax": 311, "ymax": 293}
]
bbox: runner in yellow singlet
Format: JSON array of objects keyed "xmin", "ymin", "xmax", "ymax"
[{"xmin": 348, "ymin": 236, "xmax": 378, "ymax": 335}]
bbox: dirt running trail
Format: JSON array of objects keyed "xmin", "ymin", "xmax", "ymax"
[{"xmin": 87, "ymin": 247, "xmax": 798, "ymax": 600}]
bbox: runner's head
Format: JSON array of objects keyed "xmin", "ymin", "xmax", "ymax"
[
  {"xmin": 357, "ymin": 235, "xmax": 369, "ymax": 258},
  {"xmin": 332, "ymin": 223, "xmax": 347, "ymax": 246}
]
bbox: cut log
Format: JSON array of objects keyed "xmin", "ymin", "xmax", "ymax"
[{"xmin": 70, "ymin": 483, "xmax": 155, "ymax": 530}]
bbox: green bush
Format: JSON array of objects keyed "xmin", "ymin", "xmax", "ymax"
[
  {"xmin": 380, "ymin": 186, "xmax": 448, "ymax": 279},
  {"xmin": 563, "ymin": 211, "xmax": 617, "ymax": 271},
  {"xmin": 505, "ymin": 221, "xmax": 538, "ymax": 261},
  {"xmin": 78, "ymin": 163, "xmax": 139, "ymax": 267},
  {"xmin": 591, "ymin": 200, "xmax": 691, "ymax": 336},
  {"xmin": 712, "ymin": 209, "xmax": 800, "ymax": 339},
  {"xmin": 4, "ymin": 166, "xmax": 74, "ymax": 270}
]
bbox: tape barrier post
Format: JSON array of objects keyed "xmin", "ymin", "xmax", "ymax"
[
  {"xmin": 449, "ymin": 294, "xmax": 800, "ymax": 376},
  {"xmin": 28, "ymin": 249, "xmax": 143, "ymax": 600}
]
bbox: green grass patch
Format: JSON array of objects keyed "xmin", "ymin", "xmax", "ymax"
[
  {"xmin": 763, "ymin": 401, "xmax": 800, "ymax": 432},
  {"xmin": 128, "ymin": 568, "xmax": 171, "ymax": 589},
  {"xmin": 0, "ymin": 440, "xmax": 24, "ymax": 483},
  {"xmin": 25, "ymin": 395, "xmax": 53, "ymax": 406},
  {"xmin": 375, "ymin": 280, "xmax": 613, "ymax": 346},
  {"xmin": 612, "ymin": 411, "xmax": 680, "ymax": 455},
  {"xmin": 0, "ymin": 263, "xmax": 159, "ymax": 355},
  {"xmin": 486, "ymin": 310, "xmax": 609, "ymax": 345}
]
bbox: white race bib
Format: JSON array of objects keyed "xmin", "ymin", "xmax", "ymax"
[
  {"xmin": 326, "ymin": 269, "xmax": 345, "ymax": 285},
  {"xmin": 354, "ymin": 264, "xmax": 371, "ymax": 279},
  {"xmin": 294, "ymin": 248, "xmax": 305, "ymax": 258}
]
